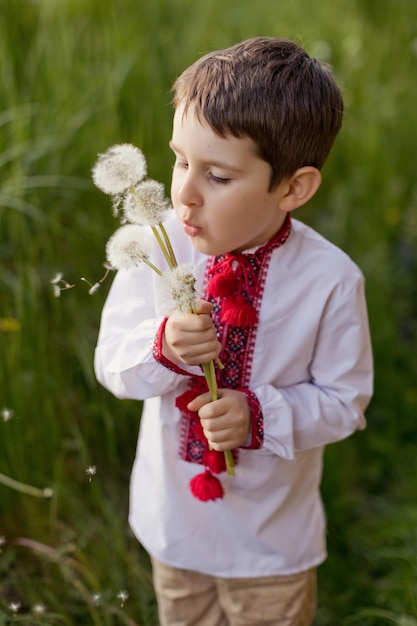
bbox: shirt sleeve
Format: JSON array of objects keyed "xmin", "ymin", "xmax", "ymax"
[
  {"xmin": 94, "ymin": 263, "xmax": 201, "ymax": 400},
  {"xmin": 253, "ymin": 276, "xmax": 373, "ymax": 459}
]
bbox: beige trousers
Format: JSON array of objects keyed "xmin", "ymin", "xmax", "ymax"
[{"xmin": 151, "ymin": 557, "xmax": 317, "ymax": 626}]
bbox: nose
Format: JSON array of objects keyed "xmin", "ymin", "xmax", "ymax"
[{"xmin": 176, "ymin": 170, "xmax": 203, "ymax": 208}]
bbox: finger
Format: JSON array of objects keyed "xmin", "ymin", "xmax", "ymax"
[
  {"xmin": 168, "ymin": 313, "xmax": 213, "ymax": 334},
  {"xmin": 202, "ymin": 425, "xmax": 237, "ymax": 451}
]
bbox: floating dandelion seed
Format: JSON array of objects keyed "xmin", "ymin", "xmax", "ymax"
[
  {"xmin": 92, "ymin": 592, "xmax": 102, "ymax": 606},
  {"xmin": 50, "ymin": 273, "xmax": 75, "ymax": 297},
  {"xmin": 42, "ymin": 487, "xmax": 54, "ymax": 498},
  {"xmin": 88, "ymin": 283, "xmax": 101, "ymax": 295},
  {"xmin": 9, "ymin": 602, "xmax": 21, "ymax": 614},
  {"xmin": 117, "ymin": 590, "xmax": 129, "ymax": 607},
  {"xmin": 1, "ymin": 407, "xmax": 14, "ymax": 422},
  {"xmin": 32, "ymin": 603, "xmax": 46, "ymax": 617},
  {"xmin": 50, "ymin": 272, "xmax": 63, "ymax": 284},
  {"xmin": 86, "ymin": 466, "xmax": 97, "ymax": 482},
  {"xmin": 81, "ymin": 264, "xmax": 114, "ymax": 295},
  {"xmin": 92, "ymin": 143, "xmax": 147, "ymax": 196},
  {"xmin": 80, "ymin": 278, "xmax": 101, "ymax": 295}
]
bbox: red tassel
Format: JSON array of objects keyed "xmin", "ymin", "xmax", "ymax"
[
  {"xmin": 221, "ymin": 295, "xmax": 258, "ymax": 327},
  {"xmin": 203, "ymin": 448, "xmax": 227, "ymax": 474},
  {"xmin": 207, "ymin": 272, "xmax": 238, "ymax": 298},
  {"xmin": 189, "ymin": 470, "xmax": 224, "ymax": 501}
]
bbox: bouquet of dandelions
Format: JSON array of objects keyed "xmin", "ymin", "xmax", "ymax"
[{"xmin": 92, "ymin": 144, "xmax": 234, "ymax": 499}]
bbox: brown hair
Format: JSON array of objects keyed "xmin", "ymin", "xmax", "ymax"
[{"xmin": 172, "ymin": 37, "xmax": 344, "ymax": 190}]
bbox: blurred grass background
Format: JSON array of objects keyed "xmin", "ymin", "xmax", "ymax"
[{"xmin": 1, "ymin": 0, "xmax": 417, "ymax": 623}]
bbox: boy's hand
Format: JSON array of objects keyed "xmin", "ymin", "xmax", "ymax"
[
  {"xmin": 163, "ymin": 300, "xmax": 221, "ymax": 366},
  {"xmin": 187, "ymin": 389, "xmax": 251, "ymax": 451}
]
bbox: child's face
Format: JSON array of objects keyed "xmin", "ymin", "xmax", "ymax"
[{"xmin": 170, "ymin": 104, "xmax": 289, "ymax": 256}]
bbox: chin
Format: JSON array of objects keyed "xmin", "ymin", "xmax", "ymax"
[{"xmin": 193, "ymin": 242, "xmax": 229, "ymax": 257}]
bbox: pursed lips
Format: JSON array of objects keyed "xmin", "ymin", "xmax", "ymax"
[{"xmin": 182, "ymin": 220, "xmax": 201, "ymax": 237}]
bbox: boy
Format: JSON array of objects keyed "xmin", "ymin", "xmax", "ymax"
[{"xmin": 94, "ymin": 37, "xmax": 373, "ymax": 625}]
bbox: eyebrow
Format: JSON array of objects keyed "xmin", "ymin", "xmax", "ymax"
[{"xmin": 169, "ymin": 141, "xmax": 244, "ymax": 173}]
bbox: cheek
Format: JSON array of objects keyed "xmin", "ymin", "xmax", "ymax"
[{"xmin": 170, "ymin": 178, "xmax": 179, "ymax": 203}]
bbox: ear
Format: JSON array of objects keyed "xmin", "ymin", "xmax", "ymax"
[{"xmin": 279, "ymin": 167, "xmax": 322, "ymax": 213}]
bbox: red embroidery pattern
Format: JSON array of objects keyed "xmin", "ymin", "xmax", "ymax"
[
  {"xmin": 178, "ymin": 214, "xmax": 292, "ymax": 464},
  {"xmin": 153, "ymin": 317, "xmax": 195, "ymax": 377}
]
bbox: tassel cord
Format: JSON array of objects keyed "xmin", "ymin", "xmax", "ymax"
[{"xmin": 208, "ymin": 254, "xmax": 254, "ymax": 304}]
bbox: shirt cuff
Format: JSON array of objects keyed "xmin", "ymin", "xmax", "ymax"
[
  {"xmin": 238, "ymin": 388, "xmax": 264, "ymax": 449},
  {"xmin": 152, "ymin": 317, "xmax": 193, "ymax": 377}
]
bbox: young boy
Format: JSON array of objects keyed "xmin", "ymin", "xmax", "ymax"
[{"xmin": 94, "ymin": 37, "xmax": 373, "ymax": 625}]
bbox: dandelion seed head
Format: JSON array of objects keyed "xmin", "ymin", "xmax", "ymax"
[
  {"xmin": 92, "ymin": 144, "xmax": 147, "ymax": 196},
  {"xmin": 123, "ymin": 179, "xmax": 170, "ymax": 226},
  {"xmin": 106, "ymin": 224, "xmax": 152, "ymax": 270},
  {"xmin": 167, "ymin": 265, "xmax": 198, "ymax": 313},
  {"xmin": 86, "ymin": 465, "xmax": 97, "ymax": 477},
  {"xmin": 9, "ymin": 602, "xmax": 21, "ymax": 613},
  {"xmin": 1, "ymin": 407, "xmax": 14, "ymax": 422}
]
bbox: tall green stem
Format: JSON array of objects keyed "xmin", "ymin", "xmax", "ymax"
[
  {"xmin": 143, "ymin": 258, "xmax": 163, "ymax": 275},
  {"xmin": 151, "ymin": 226, "xmax": 174, "ymax": 269},
  {"xmin": 159, "ymin": 223, "xmax": 178, "ymax": 267},
  {"xmin": 201, "ymin": 361, "xmax": 235, "ymax": 477}
]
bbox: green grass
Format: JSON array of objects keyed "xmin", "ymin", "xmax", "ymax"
[{"xmin": 1, "ymin": 0, "xmax": 417, "ymax": 622}]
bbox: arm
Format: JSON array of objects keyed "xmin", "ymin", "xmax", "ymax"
[
  {"xmin": 256, "ymin": 276, "xmax": 373, "ymax": 459},
  {"xmin": 245, "ymin": 275, "xmax": 374, "ymax": 459},
  {"xmin": 94, "ymin": 263, "xmax": 203, "ymax": 400}
]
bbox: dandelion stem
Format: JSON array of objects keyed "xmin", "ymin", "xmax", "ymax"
[
  {"xmin": 142, "ymin": 258, "xmax": 163, "ymax": 276},
  {"xmin": 159, "ymin": 223, "xmax": 178, "ymax": 267},
  {"xmin": 224, "ymin": 451, "xmax": 235, "ymax": 477},
  {"xmin": 0, "ymin": 472, "xmax": 52, "ymax": 498},
  {"xmin": 201, "ymin": 361, "xmax": 235, "ymax": 476},
  {"xmin": 202, "ymin": 362, "xmax": 217, "ymax": 400},
  {"xmin": 151, "ymin": 226, "xmax": 175, "ymax": 269}
]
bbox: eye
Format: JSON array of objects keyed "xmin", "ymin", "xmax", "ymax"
[
  {"xmin": 173, "ymin": 159, "xmax": 188, "ymax": 170},
  {"xmin": 207, "ymin": 172, "xmax": 231, "ymax": 185}
]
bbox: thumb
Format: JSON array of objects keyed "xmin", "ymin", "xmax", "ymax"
[{"xmin": 193, "ymin": 299, "xmax": 213, "ymax": 315}]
